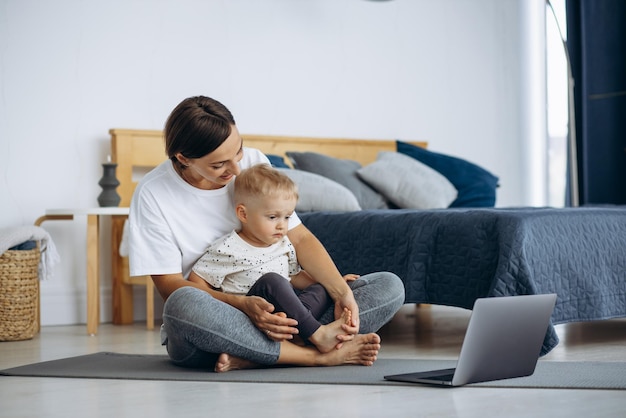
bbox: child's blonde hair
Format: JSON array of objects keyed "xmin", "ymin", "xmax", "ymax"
[{"xmin": 234, "ymin": 164, "xmax": 298, "ymax": 205}]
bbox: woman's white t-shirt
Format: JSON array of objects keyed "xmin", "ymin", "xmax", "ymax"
[{"xmin": 128, "ymin": 147, "xmax": 302, "ymax": 279}]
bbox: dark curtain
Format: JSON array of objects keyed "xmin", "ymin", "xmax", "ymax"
[{"xmin": 566, "ymin": 0, "xmax": 626, "ymax": 205}]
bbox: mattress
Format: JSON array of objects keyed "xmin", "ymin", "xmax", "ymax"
[{"xmin": 300, "ymin": 206, "xmax": 626, "ymax": 355}]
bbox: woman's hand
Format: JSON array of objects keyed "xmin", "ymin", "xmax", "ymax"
[
  {"xmin": 334, "ymin": 289, "xmax": 360, "ymax": 338},
  {"xmin": 240, "ymin": 295, "xmax": 299, "ymax": 341}
]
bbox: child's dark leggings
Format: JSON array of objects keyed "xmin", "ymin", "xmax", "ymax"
[{"xmin": 247, "ymin": 272, "xmax": 332, "ymax": 340}]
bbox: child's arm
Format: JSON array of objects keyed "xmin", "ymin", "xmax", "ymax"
[
  {"xmin": 290, "ymin": 270, "xmax": 317, "ymax": 290},
  {"xmin": 342, "ymin": 273, "xmax": 360, "ymax": 282}
]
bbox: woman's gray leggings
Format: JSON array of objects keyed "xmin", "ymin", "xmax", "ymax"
[{"xmin": 161, "ymin": 271, "xmax": 405, "ymax": 368}]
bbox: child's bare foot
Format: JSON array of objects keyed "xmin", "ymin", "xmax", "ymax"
[
  {"xmin": 214, "ymin": 353, "xmax": 259, "ymax": 373},
  {"xmin": 318, "ymin": 333, "xmax": 381, "ymax": 366},
  {"xmin": 308, "ymin": 308, "xmax": 352, "ymax": 353}
]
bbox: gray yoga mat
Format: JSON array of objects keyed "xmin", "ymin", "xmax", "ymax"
[{"xmin": 1, "ymin": 352, "xmax": 624, "ymax": 390}]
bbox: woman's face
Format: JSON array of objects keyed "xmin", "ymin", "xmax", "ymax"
[{"xmin": 176, "ymin": 125, "xmax": 244, "ymax": 190}]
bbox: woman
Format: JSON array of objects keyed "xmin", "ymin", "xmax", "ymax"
[{"xmin": 128, "ymin": 95, "xmax": 405, "ymax": 372}]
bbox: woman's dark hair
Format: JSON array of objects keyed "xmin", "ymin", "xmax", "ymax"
[{"xmin": 164, "ymin": 96, "xmax": 236, "ymax": 167}]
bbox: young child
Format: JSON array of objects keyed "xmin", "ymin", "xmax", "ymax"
[{"xmin": 189, "ymin": 163, "xmax": 355, "ymax": 353}]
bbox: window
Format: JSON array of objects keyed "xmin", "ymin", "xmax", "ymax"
[{"xmin": 546, "ymin": 0, "xmax": 569, "ymax": 207}]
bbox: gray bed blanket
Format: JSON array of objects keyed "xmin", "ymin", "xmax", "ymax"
[{"xmin": 300, "ymin": 206, "xmax": 626, "ymax": 355}]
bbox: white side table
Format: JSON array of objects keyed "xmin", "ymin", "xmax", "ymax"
[{"xmin": 35, "ymin": 208, "xmax": 130, "ymax": 335}]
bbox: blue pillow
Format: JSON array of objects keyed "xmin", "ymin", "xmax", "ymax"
[
  {"xmin": 396, "ymin": 141, "xmax": 499, "ymax": 207},
  {"xmin": 266, "ymin": 154, "xmax": 291, "ymax": 169}
]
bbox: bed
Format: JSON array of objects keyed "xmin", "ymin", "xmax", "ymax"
[{"xmin": 109, "ymin": 129, "xmax": 626, "ymax": 355}]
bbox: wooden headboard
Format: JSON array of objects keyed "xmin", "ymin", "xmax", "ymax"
[
  {"xmin": 110, "ymin": 129, "xmax": 168, "ymax": 207},
  {"xmin": 240, "ymin": 134, "xmax": 427, "ymax": 167},
  {"xmin": 109, "ymin": 128, "xmax": 427, "ymax": 207}
]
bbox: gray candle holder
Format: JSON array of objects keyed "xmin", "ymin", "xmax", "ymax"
[{"xmin": 97, "ymin": 163, "xmax": 121, "ymax": 207}]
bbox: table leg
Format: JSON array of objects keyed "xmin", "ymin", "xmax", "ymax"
[
  {"xmin": 33, "ymin": 215, "xmax": 75, "ymax": 333},
  {"xmin": 111, "ymin": 215, "xmax": 134, "ymax": 324},
  {"xmin": 86, "ymin": 214, "xmax": 100, "ymax": 336}
]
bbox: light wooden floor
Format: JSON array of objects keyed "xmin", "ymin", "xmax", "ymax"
[{"xmin": 1, "ymin": 304, "xmax": 625, "ymax": 418}]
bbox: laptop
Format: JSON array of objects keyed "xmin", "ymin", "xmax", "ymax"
[{"xmin": 384, "ymin": 293, "xmax": 557, "ymax": 387}]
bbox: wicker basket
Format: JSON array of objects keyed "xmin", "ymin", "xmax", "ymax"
[{"xmin": 0, "ymin": 247, "xmax": 40, "ymax": 341}]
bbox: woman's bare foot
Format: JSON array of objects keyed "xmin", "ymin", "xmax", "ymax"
[
  {"xmin": 308, "ymin": 308, "xmax": 352, "ymax": 353},
  {"xmin": 217, "ymin": 332, "xmax": 381, "ymax": 371},
  {"xmin": 317, "ymin": 333, "xmax": 381, "ymax": 367},
  {"xmin": 214, "ymin": 353, "xmax": 259, "ymax": 373}
]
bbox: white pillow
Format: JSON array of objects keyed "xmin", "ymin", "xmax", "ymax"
[
  {"xmin": 356, "ymin": 152, "xmax": 458, "ymax": 209},
  {"xmin": 277, "ymin": 169, "xmax": 361, "ymax": 212}
]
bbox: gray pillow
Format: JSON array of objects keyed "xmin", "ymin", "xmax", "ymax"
[
  {"xmin": 356, "ymin": 152, "xmax": 458, "ymax": 209},
  {"xmin": 277, "ymin": 168, "xmax": 361, "ymax": 212},
  {"xmin": 286, "ymin": 152, "xmax": 389, "ymax": 209}
]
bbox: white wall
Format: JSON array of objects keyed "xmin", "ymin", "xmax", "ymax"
[{"xmin": 0, "ymin": 0, "xmax": 546, "ymax": 325}]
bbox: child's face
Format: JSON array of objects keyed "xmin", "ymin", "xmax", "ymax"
[{"xmin": 238, "ymin": 195, "xmax": 297, "ymax": 247}]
